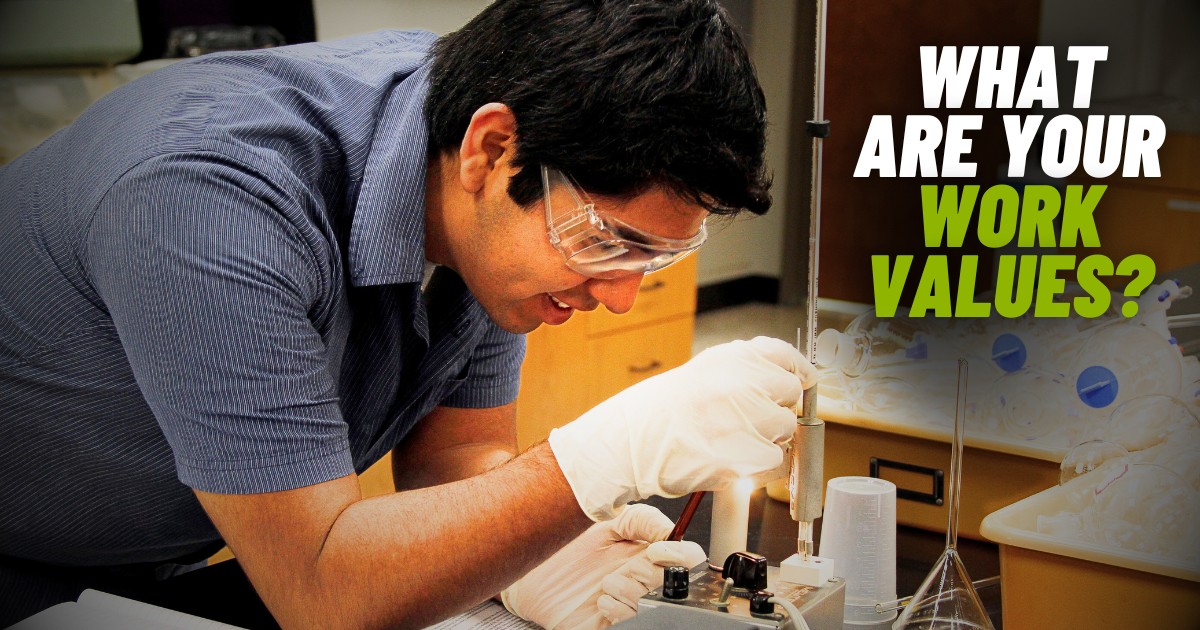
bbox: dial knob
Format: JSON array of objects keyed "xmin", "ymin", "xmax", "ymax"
[
  {"xmin": 750, "ymin": 590, "xmax": 776, "ymax": 616},
  {"xmin": 662, "ymin": 565, "xmax": 689, "ymax": 600},
  {"xmin": 721, "ymin": 551, "xmax": 768, "ymax": 592}
]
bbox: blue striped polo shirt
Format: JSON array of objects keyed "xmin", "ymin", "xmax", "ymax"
[{"xmin": 0, "ymin": 30, "xmax": 525, "ymax": 567}]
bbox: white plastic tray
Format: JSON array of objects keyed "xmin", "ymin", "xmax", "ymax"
[{"xmin": 979, "ymin": 480, "xmax": 1200, "ymax": 582}]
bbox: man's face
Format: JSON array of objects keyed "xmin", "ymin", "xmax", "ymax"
[{"xmin": 459, "ymin": 179, "xmax": 708, "ymax": 334}]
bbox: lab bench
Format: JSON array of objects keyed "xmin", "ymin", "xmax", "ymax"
[{"xmin": 93, "ymin": 490, "xmax": 1005, "ymax": 630}]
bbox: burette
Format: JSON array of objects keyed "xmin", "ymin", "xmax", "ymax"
[{"xmin": 789, "ymin": 0, "xmax": 830, "ymax": 561}]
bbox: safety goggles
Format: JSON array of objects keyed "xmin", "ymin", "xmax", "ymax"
[{"xmin": 541, "ymin": 165, "xmax": 707, "ymax": 280}]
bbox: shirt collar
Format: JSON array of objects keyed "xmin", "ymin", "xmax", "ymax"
[{"xmin": 349, "ymin": 63, "xmax": 432, "ymax": 287}]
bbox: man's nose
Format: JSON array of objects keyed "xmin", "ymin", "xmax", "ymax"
[{"xmin": 588, "ymin": 274, "xmax": 644, "ymax": 315}]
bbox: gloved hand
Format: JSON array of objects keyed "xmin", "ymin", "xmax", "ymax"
[
  {"xmin": 549, "ymin": 336, "xmax": 817, "ymax": 521},
  {"xmin": 501, "ymin": 503, "xmax": 706, "ymax": 629},
  {"xmin": 595, "ymin": 538, "xmax": 707, "ymax": 625}
]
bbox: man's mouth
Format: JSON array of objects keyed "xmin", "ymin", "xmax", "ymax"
[{"xmin": 547, "ymin": 293, "xmax": 571, "ymax": 310}]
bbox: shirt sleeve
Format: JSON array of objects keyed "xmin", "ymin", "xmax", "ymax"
[
  {"xmin": 85, "ymin": 152, "xmax": 353, "ymax": 494},
  {"xmin": 440, "ymin": 320, "xmax": 526, "ymax": 409}
]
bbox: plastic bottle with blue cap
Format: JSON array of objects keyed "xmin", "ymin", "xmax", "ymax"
[
  {"xmin": 814, "ymin": 311, "xmax": 943, "ymax": 378},
  {"xmin": 1070, "ymin": 319, "xmax": 1185, "ymax": 415},
  {"xmin": 816, "ymin": 313, "xmax": 965, "ymax": 424},
  {"xmin": 988, "ymin": 367, "xmax": 1101, "ymax": 445},
  {"xmin": 1130, "ymin": 279, "xmax": 1191, "ymax": 342},
  {"xmin": 984, "ymin": 282, "xmax": 1124, "ymax": 376}
]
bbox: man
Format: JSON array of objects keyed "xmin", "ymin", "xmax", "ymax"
[{"xmin": 0, "ymin": 1, "xmax": 815, "ymax": 627}]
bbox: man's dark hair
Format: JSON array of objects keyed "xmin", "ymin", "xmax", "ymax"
[{"xmin": 426, "ymin": 0, "xmax": 771, "ymax": 216}]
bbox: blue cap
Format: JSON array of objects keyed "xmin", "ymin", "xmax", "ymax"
[
  {"xmin": 1077, "ymin": 365, "xmax": 1118, "ymax": 408},
  {"xmin": 991, "ymin": 333, "xmax": 1027, "ymax": 373},
  {"xmin": 901, "ymin": 332, "xmax": 929, "ymax": 360}
]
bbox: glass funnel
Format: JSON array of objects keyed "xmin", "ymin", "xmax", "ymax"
[{"xmin": 893, "ymin": 359, "xmax": 996, "ymax": 630}]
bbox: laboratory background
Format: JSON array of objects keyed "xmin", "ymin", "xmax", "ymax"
[{"xmin": 1, "ymin": 0, "xmax": 1198, "ymax": 629}]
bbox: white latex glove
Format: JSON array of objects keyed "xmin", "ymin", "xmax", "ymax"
[
  {"xmin": 501, "ymin": 503, "xmax": 706, "ymax": 630},
  {"xmin": 549, "ymin": 336, "xmax": 817, "ymax": 521}
]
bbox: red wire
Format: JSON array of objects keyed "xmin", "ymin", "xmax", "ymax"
[{"xmin": 667, "ymin": 491, "xmax": 708, "ymax": 541}]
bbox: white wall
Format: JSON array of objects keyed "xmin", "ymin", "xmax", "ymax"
[
  {"xmin": 1038, "ymin": 0, "xmax": 1200, "ymax": 132},
  {"xmin": 314, "ymin": 0, "xmax": 490, "ymax": 38},
  {"xmin": 695, "ymin": 0, "xmax": 797, "ymax": 286}
]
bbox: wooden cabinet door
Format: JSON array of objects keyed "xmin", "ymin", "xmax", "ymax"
[
  {"xmin": 587, "ymin": 315, "xmax": 696, "ymax": 405},
  {"xmin": 515, "ymin": 258, "xmax": 698, "ymax": 450}
]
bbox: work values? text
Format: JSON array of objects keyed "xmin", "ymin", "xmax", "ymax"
[{"xmin": 854, "ymin": 46, "xmax": 1164, "ymax": 319}]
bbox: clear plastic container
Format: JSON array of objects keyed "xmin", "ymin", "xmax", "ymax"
[
  {"xmin": 1072, "ymin": 462, "xmax": 1198, "ymax": 564},
  {"xmin": 955, "ymin": 283, "xmax": 1123, "ymax": 377},
  {"xmin": 818, "ymin": 477, "xmax": 898, "ymax": 624},
  {"xmin": 980, "ymin": 477, "xmax": 1200, "ymax": 630},
  {"xmin": 1100, "ymin": 394, "xmax": 1199, "ymax": 452},
  {"xmin": 816, "ymin": 312, "xmax": 938, "ymax": 377},
  {"xmin": 1059, "ymin": 440, "xmax": 1130, "ymax": 485},
  {"xmin": 985, "ymin": 368, "xmax": 1101, "ymax": 446},
  {"xmin": 1070, "ymin": 321, "xmax": 1184, "ymax": 412}
]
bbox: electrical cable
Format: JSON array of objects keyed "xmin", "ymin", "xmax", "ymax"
[
  {"xmin": 768, "ymin": 596, "xmax": 812, "ymax": 630},
  {"xmin": 667, "ymin": 491, "xmax": 707, "ymax": 541}
]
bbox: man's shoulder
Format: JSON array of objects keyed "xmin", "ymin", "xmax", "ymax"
[
  {"xmin": 286, "ymin": 29, "xmax": 439, "ymax": 63},
  {"xmin": 82, "ymin": 30, "xmax": 440, "ymax": 200},
  {"xmin": 138, "ymin": 29, "xmax": 436, "ymax": 106},
  {"xmin": 213, "ymin": 29, "xmax": 437, "ymax": 91}
]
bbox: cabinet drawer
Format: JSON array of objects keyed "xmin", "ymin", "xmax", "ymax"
[
  {"xmin": 589, "ymin": 314, "xmax": 695, "ymax": 403},
  {"xmin": 824, "ymin": 422, "xmax": 1058, "ymax": 540},
  {"xmin": 516, "ymin": 256, "xmax": 698, "ymax": 450},
  {"xmin": 359, "ymin": 452, "xmax": 396, "ymax": 497},
  {"xmin": 1154, "ymin": 132, "xmax": 1200, "ymax": 194},
  {"xmin": 516, "ymin": 315, "xmax": 695, "ymax": 449},
  {"xmin": 1073, "ymin": 132, "xmax": 1200, "ymax": 194},
  {"xmin": 588, "ymin": 255, "xmax": 697, "ymax": 336}
]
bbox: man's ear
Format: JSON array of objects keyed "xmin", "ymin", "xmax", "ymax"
[{"xmin": 458, "ymin": 103, "xmax": 517, "ymax": 194}]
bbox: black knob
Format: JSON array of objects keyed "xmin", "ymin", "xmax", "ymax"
[
  {"xmin": 749, "ymin": 590, "xmax": 775, "ymax": 616},
  {"xmin": 662, "ymin": 565, "xmax": 689, "ymax": 599},
  {"xmin": 721, "ymin": 551, "xmax": 768, "ymax": 592}
]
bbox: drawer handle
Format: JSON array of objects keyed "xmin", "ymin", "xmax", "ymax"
[
  {"xmin": 870, "ymin": 457, "xmax": 944, "ymax": 506},
  {"xmin": 640, "ymin": 280, "xmax": 667, "ymax": 292},
  {"xmin": 1166, "ymin": 198, "xmax": 1200, "ymax": 213},
  {"xmin": 628, "ymin": 360, "xmax": 663, "ymax": 374}
]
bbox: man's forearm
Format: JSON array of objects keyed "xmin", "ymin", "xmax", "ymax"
[{"xmin": 290, "ymin": 442, "xmax": 588, "ymax": 629}]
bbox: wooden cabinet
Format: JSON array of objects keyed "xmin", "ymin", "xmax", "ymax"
[
  {"xmin": 515, "ymin": 256, "xmax": 698, "ymax": 450},
  {"xmin": 822, "ymin": 423, "xmax": 1059, "ymax": 541},
  {"xmin": 811, "ymin": 0, "xmax": 1043, "ymax": 304},
  {"xmin": 358, "ymin": 452, "xmax": 396, "ymax": 497}
]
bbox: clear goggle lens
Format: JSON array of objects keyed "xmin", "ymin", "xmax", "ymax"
[
  {"xmin": 543, "ymin": 166, "xmax": 706, "ymax": 279},
  {"xmin": 562, "ymin": 235, "xmax": 703, "ymax": 280}
]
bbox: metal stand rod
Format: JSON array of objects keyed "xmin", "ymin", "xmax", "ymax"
[{"xmin": 792, "ymin": 0, "xmax": 831, "ymax": 559}]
